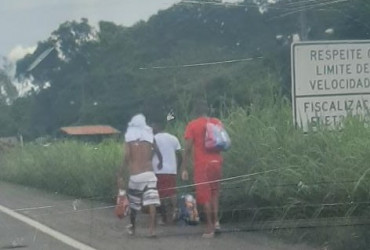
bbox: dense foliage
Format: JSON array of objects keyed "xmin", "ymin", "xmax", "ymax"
[
  {"xmin": 1, "ymin": 2, "xmax": 370, "ymax": 248},
  {"xmin": 0, "ymin": 0, "xmax": 369, "ymax": 138},
  {"xmin": 1, "ymin": 99, "xmax": 370, "ymax": 223}
]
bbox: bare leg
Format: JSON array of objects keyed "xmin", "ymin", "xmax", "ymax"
[
  {"xmin": 158, "ymin": 201, "xmax": 167, "ymax": 224},
  {"xmin": 163, "ymin": 197, "xmax": 176, "ymax": 224},
  {"xmin": 169, "ymin": 196, "xmax": 177, "ymax": 223},
  {"xmin": 212, "ymin": 189, "xmax": 220, "ymax": 226},
  {"xmin": 163, "ymin": 199, "xmax": 171, "ymax": 224},
  {"xmin": 148, "ymin": 205, "xmax": 156, "ymax": 236},
  {"xmin": 212, "ymin": 189, "xmax": 221, "ymax": 233},
  {"xmin": 128, "ymin": 209, "xmax": 136, "ymax": 235},
  {"xmin": 203, "ymin": 202, "xmax": 214, "ymax": 234}
]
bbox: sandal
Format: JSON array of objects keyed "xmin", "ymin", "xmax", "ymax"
[
  {"xmin": 215, "ymin": 222, "xmax": 221, "ymax": 233},
  {"xmin": 172, "ymin": 208, "xmax": 179, "ymax": 221},
  {"xmin": 126, "ymin": 224, "xmax": 135, "ymax": 236},
  {"xmin": 158, "ymin": 218, "xmax": 166, "ymax": 226},
  {"xmin": 201, "ymin": 232, "xmax": 215, "ymax": 238}
]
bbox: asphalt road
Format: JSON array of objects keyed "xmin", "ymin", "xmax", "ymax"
[
  {"xmin": 0, "ymin": 181, "xmax": 317, "ymax": 250},
  {"xmin": 0, "ymin": 212, "xmax": 75, "ymax": 250}
]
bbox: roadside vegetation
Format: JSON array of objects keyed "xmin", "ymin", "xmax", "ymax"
[
  {"xmin": 1, "ymin": 1, "xmax": 370, "ymax": 248},
  {"xmin": 0, "ymin": 140, "xmax": 122, "ymax": 199},
  {"xmin": 1, "ymin": 90, "xmax": 370, "ymax": 249},
  {"xmin": 1, "ymin": 91, "xmax": 370, "ymax": 222}
]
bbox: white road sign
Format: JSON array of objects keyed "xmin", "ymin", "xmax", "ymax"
[{"xmin": 291, "ymin": 40, "xmax": 370, "ymax": 131}]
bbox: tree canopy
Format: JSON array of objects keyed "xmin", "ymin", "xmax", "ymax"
[{"xmin": 1, "ymin": 0, "xmax": 369, "ymax": 139}]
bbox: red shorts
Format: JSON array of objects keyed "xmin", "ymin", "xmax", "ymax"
[
  {"xmin": 194, "ymin": 160, "xmax": 222, "ymax": 205},
  {"xmin": 156, "ymin": 174, "xmax": 177, "ymax": 198}
]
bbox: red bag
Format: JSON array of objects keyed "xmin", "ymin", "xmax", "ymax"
[{"xmin": 115, "ymin": 190, "xmax": 129, "ymax": 219}]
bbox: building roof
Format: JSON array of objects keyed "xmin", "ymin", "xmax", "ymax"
[{"xmin": 60, "ymin": 125, "xmax": 120, "ymax": 135}]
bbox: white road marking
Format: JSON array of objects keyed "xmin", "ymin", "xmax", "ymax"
[
  {"xmin": 0, "ymin": 204, "xmax": 98, "ymax": 250},
  {"xmin": 14, "ymin": 205, "xmax": 54, "ymax": 211}
]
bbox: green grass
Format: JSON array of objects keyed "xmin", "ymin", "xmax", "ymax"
[
  {"xmin": 218, "ymin": 101, "xmax": 370, "ymax": 222},
  {"xmin": 1, "ymin": 97, "xmax": 370, "ymax": 224},
  {"xmin": 0, "ymin": 139, "xmax": 123, "ymax": 200}
]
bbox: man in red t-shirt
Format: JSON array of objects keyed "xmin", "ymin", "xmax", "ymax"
[{"xmin": 181, "ymin": 101, "xmax": 222, "ymax": 238}]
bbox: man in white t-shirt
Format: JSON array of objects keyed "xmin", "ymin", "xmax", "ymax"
[{"xmin": 152, "ymin": 122, "xmax": 182, "ymax": 224}]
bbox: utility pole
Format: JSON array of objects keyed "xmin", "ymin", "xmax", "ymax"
[{"xmin": 299, "ymin": 0, "xmax": 308, "ymax": 41}]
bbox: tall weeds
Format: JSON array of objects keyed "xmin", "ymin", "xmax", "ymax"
[
  {"xmin": 1, "ymin": 97, "xmax": 370, "ymax": 222},
  {"xmin": 0, "ymin": 140, "xmax": 122, "ymax": 200}
]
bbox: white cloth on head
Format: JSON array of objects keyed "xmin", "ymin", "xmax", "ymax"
[{"xmin": 125, "ymin": 114, "xmax": 154, "ymax": 143}]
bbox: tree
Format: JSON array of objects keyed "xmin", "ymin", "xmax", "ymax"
[
  {"xmin": 6, "ymin": 1, "xmax": 370, "ymax": 139},
  {"xmin": 0, "ymin": 59, "xmax": 17, "ymax": 104}
]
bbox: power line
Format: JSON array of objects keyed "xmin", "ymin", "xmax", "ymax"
[
  {"xmin": 220, "ymin": 201, "xmax": 370, "ymax": 213},
  {"xmin": 178, "ymin": 0, "xmax": 344, "ymax": 11},
  {"xmin": 279, "ymin": 0, "xmax": 347, "ymax": 13},
  {"xmin": 282, "ymin": 0, "xmax": 338, "ymax": 7},
  {"xmin": 139, "ymin": 57, "xmax": 262, "ymax": 70},
  {"xmin": 27, "ymin": 197, "xmax": 370, "ymax": 217},
  {"xmin": 268, "ymin": 0, "xmax": 348, "ymax": 20},
  {"xmin": 330, "ymin": 4, "xmax": 370, "ymax": 32},
  {"xmin": 10, "ymin": 168, "xmax": 369, "ymax": 217},
  {"xmin": 220, "ymin": 216, "xmax": 370, "ymax": 233}
]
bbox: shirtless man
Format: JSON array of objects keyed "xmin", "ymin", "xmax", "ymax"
[{"xmin": 118, "ymin": 114, "xmax": 161, "ymax": 237}]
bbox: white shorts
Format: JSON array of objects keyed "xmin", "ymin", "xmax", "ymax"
[{"xmin": 128, "ymin": 171, "xmax": 160, "ymax": 211}]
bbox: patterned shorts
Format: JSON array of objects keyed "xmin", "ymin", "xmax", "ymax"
[{"xmin": 128, "ymin": 171, "xmax": 161, "ymax": 211}]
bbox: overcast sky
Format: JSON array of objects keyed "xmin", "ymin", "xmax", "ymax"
[{"xmin": 0, "ymin": 0, "xmax": 180, "ymax": 62}]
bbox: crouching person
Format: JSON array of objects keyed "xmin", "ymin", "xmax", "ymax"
[{"xmin": 119, "ymin": 114, "xmax": 161, "ymax": 237}]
